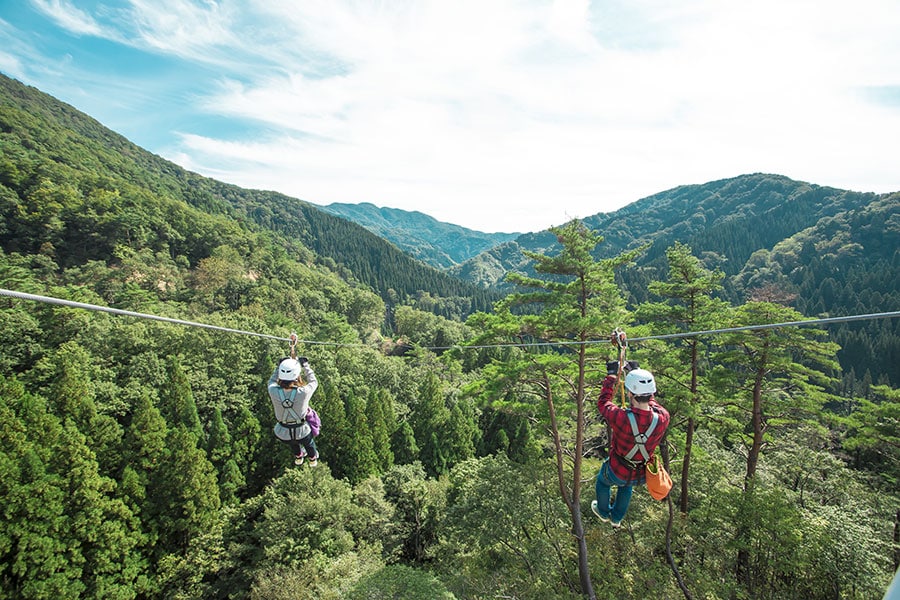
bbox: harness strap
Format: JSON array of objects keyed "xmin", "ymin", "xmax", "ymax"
[
  {"xmin": 277, "ymin": 387, "xmax": 304, "ymax": 441},
  {"xmin": 624, "ymin": 409, "xmax": 659, "ymax": 462}
]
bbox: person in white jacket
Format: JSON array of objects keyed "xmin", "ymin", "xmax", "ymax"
[{"xmin": 267, "ymin": 356, "xmax": 319, "ymax": 466}]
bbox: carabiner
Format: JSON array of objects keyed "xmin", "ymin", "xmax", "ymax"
[{"xmin": 611, "ymin": 327, "xmax": 627, "ymax": 349}]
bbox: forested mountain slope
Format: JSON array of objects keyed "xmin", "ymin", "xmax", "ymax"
[
  {"xmin": 0, "ymin": 73, "xmax": 497, "ymax": 318},
  {"xmin": 321, "ymin": 201, "xmax": 520, "ymax": 269},
  {"xmin": 452, "ymin": 173, "xmax": 889, "ymax": 289},
  {"xmin": 448, "ymin": 174, "xmax": 899, "ymax": 384},
  {"xmin": 732, "ymin": 193, "xmax": 900, "ymax": 385}
]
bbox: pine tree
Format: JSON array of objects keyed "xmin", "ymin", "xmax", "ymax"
[
  {"xmin": 206, "ymin": 407, "xmax": 232, "ymax": 468},
  {"xmin": 367, "ymin": 388, "xmax": 394, "ymax": 471},
  {"xmin": 46, "ymin": 341, "xmax": 123, "ymax": 477},
  {"xmin": 315, "ymin": 384, "xmax": 352, "ymax": 480},
  {"xmin": 121, "ymin": 391, "xmax": 168, "ymax": 553},
  {"xmin": 0, "ymin": 376, "xmax": 82, "ymax": 598},
  {"xmin": 412, "ymin": 372, "xmax": 451, "ymax": 476},
  {"xmin": 421, "ymin": 431, "xmax": 448, "ymax": 477},
  {"xmin": 218, "ymin": 459, "xmax": 244, "ymax": 505},
  {"xmin": 343, "ymin": 389, "xmax": 378, "ymax": 484},
  {"xmin": 391, "ymin": 420, "xmax": 419, "ymax": 466},
  {"xmin": 443, "ymin": 403, "xmax": 476, "ymax": 467},
  {"xmin": 56, "ymin": 421, "xmax": 145, "ymax": 598},
  {"xmin": 206, "ymin": 408, "xmax": 244, "ymax": 502},
  {"xmin": 466, "ymin": 219, "xmax": 639, "ymax": 600},
  {"xmin": 714, "ymin": 299, "xmax": 840, "ymax": 587},
  {"xmin": 229, "ymin": 405, "xmax": 260, "ymax": 486},
  {"xmin": 638, "ymin": 241, "xmax": 729, "ymax": 513},
  {"xmin": 159, "ymin": 355, "xmax": 202, "ymax": 440},
  {"xmin": 508, "ymin": 418, "xmax": 538, "ymax": 463},
  {"xmin": 152, "ymin": 426, "xmax": 221, "ymax": 557}
]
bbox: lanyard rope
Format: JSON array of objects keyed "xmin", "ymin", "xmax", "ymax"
[
  {"xmin": 2, "ymin": 288, "xmax": 898, "ymax": 350},
  {"xmin": 612, "ymin": 328, "xmax": 628, "ymax": 408}
]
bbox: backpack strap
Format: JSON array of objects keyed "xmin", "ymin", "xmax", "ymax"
[{"xmin": 624, "ymin": 409, "xmax": 659, "ymax": 462}]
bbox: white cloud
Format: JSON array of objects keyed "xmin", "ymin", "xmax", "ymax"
[
  {"xmin": 0, "ymin": 19, "xmax": 29, "ymax": 79},
  {"xmin": 124, "ymin": 0, "xmax": 244, "ymax": 61},
  {"xmin": 29, "ymin": 0, "xmax": 106, "ymax": 36},
  {"xmin": 16, "ymin": 0, "xmax": 900, "ymax": 231}
]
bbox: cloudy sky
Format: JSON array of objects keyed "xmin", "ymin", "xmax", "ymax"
[{"xmin": 2, "ymin": 1, "xmax": 899, "ymax": 233}]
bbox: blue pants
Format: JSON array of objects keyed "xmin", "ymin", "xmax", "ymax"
[{"xmin": 595, "ymin": 459, "xmax": 636, "ymax": 523}]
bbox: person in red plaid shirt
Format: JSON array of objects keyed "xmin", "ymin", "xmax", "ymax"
[{"xmin": 591, "ymin": 366, "xmax": 669, "ymax": 527}]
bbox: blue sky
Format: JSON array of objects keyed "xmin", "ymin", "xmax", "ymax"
[{"xmin": 2, "ymin": 0, "xmax": 899, "ymax": 233}]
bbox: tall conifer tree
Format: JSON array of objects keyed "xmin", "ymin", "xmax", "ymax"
[
  {"xmin": 638, "ymin": 241, "xmax": 729, "ymax": 513},
  {"xmin": 159, "ymin": 355, "xmax": 202, "ymax": 440},
  {"xmin": 367, "ymin": 388, "xmax": 394, "ymax": 471},
  {"xmin": 391, "ymin": 420, "xmax": 419, "ymax": 466},
  {"xmin": 466, "ymin": 219, "xmax": 638, "ymax": 600},
  {"xmin": 343, "ymin": 389, "xmax": 378, "ymax": 484},
  {"xmin": 714, "ymin": 298, "xmax": 840, "ymax": 586}
]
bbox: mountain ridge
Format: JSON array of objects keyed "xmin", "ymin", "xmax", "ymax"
[
  {"xmin": 320, "ymin": 201, "xmax": 520, "ymax": 269},
  {"xmin": 0, "ymin": 72, "xmax": 499, "ymax": 318}
]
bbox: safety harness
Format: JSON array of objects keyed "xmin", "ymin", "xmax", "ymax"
[
  {"xmin": 276, "ymin": 331, "xmax": 307, "ymax": 442},
  {"xmin": 277, "ymin": 387, "xmax": 306, "ymax": 441},
  {"xmin": 619, "ymin": 409, "xmax": 660, "ymax": 470}
]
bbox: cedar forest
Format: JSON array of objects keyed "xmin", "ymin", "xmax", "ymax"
[{"xmin": 1, "ymin": 73, "xmax": 898, "ymax": 600}]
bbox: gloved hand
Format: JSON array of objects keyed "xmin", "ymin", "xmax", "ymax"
[
  {"xmin": 607, "ymin": 360, "xmax": 640, "ymax": 375},
  {"xmin": 298, "ymin": 356, "xmax": 310, "ymax": 367}
]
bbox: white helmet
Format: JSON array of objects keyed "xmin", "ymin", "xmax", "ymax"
[
  {"xmin": 278, "ymin": 358, "xmax": 302, "ymax": 382},
  {"xmin": 624, "ymin": 369, "xmax": 656, "ymax": 396}
]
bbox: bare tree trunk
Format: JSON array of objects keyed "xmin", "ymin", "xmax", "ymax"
[
  {"xmin": 745, "ymin": 364, "xmax": 766, "ymax": 483},
  {"xmin": 545, "ymin": 368, "xmax": 596, "ymax": 600},
  {"xmin": 679, "ymin": 340, "xmax": 699, "ymax": 513},
  {"xmin": 737, "ymin": 350, "xmax": 769, "ymax": 591},
  {"xmin": 894, "ymin": 509, "xmax": 899, "ymax": 572},
  {"xmin": 680, "ymin": 418, "xmax": 695, "ymax": 514},
  {"xmin": 665, "ymin": 493, "xmax": 694, "ymax": 600}
]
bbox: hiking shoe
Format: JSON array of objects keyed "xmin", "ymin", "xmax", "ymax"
[
  {"xmin": 591, "ymin": 500, "xmax": 611, "ymax": 524},
  {"xmin": 294, "ymin": 454, "xmax": 305, "ymax": 466},
  {"xmin": 308, "ymin": 456, "xmax": 318, "ymax": 468}
]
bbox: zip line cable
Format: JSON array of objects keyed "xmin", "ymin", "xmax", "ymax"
[
  {"xmin": 0, "ymin": 288, "xmax": 325, "ymax": 345},
  {"xmin": 2, "ymin": 288, "xmax": 898, "ymax": 350},
  {"xmin": 433, "ymin": 310, "xmax": 900, "ymax": 350}
]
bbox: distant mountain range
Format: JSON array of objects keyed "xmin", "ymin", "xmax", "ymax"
[
  {"xmin": 320, "ymin": 202, "xmax": 519, "ymax": 269},
  {"xmin": 320, "ymin": 174, "xmax": 900, "ymax": 385},
  {"xmin": 323, "ymin": 174, "xmax": 897, "ymax": 298}
]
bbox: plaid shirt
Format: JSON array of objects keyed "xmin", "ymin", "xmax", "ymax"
[{"xmin": 597, "ymin": 375, "xmax": 670, "ymax": 484}]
